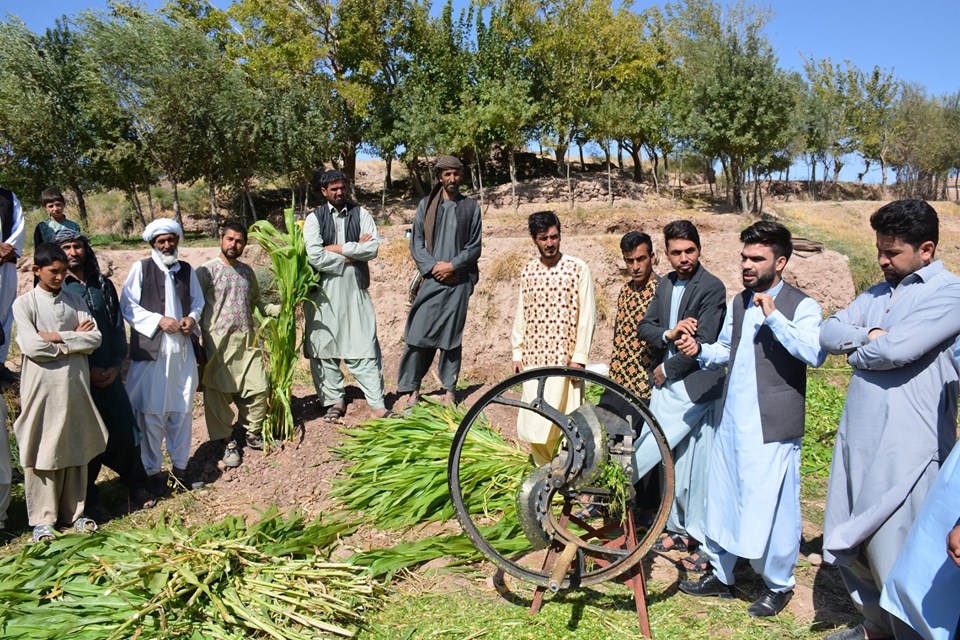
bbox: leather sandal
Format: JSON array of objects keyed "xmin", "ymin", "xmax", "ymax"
[
  {"xmin": 678, "ymin": 550, "xmax": 711, "ymax": 573},
  {"xmin": 653, "ymin": 533, "xmax": 690, "ymax": 552}
]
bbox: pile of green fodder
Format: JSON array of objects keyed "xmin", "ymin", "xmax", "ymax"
[
  {"xmin": 333, "ymin": 402, "xmax": 533, "ymax": 577},
  {"xmin": 0, "ymin": 511, "xmax": 378, "ymax": 640}
]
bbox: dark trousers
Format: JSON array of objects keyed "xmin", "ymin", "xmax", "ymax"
[
  {"xmin": 397, "ymin": 345, "xmax": 462, "ymax": 393},
  {"xmin": 87, "ymin": 445, "xmax": 149, "ymax": 503}
]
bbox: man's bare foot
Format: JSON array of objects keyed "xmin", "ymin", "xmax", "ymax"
[
  {"xmin": 402, "ymin": 391, "xmax": 420, "ymax": 407},
  {"xmin": 370, "ymin": 407, "xmax": 392, "ymax": 419},
  {"xmin": 442, "ymin": 390, "xmax": 456, "ymax": 405}
]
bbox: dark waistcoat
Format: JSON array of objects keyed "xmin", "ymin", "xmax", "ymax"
[
  {"xmin": 0, "ymin": 187, "xmax": 14, "ymax": 243},
  {"xmin": 314, "ymin": 202, "xmax": 370, "ymax": 289},
  {"xmin": 128, "ymin": 257, "xmax": 193, "ymax": 361},
  {"xmin": 725, "ymin": 282, "xmax": 809, "ymax": 442}
]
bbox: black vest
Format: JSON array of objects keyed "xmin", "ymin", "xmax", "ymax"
[
  {"xmin": 724, "ymin": 282, "xmax": 809, "ymax": 442},
  {"xmin": 0, "ymin": 187, "xmax": 14, "ymax": 243},
  {"xmin": 128, "ymin": 258, "xmax": 193, "ymax": 361},
  {"xmin": 313, "ymin": 202, "xmax": 370, "ymax": 290}
]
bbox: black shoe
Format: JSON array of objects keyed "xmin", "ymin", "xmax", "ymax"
[
  {"xmin": 747, "ymin": 588, "xmax": 793, "ymax": 617},
  {"xmin": 0, "ymin": 366, "xmax": 19, "ymax": 384},
  {"xmin": 85, "ymin": 501, "xmax": 111, "ymax": 525},
  {"xmin": 678, "ymin": 572, "xmax": 734, "ymax": 598},
  {"xmin": 822, "ymin": 624, "xmax": 878, "ymax": 640},
  {"xmin": 0, "ymin": 529, "xmax": 16, "ymax": 544}
]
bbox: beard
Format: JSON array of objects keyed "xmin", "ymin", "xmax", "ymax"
[{"xmin": 153, "ymin": 247, "xmax": 179, "ymax": 267}]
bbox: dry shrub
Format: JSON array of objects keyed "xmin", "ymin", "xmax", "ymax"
[
  {"xmin": 486, "ymin": 248, "xmax": 528, "ymax": 284},
  {"xmin": 377, "ymin": 236, "xmax": 413, "ymax": 271},
  {"xmin": 594, "ymin": 281, "xmax": 611, "ymax": 324}
]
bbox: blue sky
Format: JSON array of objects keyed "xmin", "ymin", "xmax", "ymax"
[{"xmin": 4, "ymin": 1, "xmax": 959, "ymax": 181}]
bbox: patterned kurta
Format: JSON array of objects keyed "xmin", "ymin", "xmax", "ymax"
[
  {"xmin": 608, "ymin": 278, "xmax": 658, "ymax": 400},
  {"xmin": 512, "ymin": 254, "xmax": 596, "ymax": 456},
  {"xmin": 196, "ymin": 259, "xmax": 269, "ymax": 395}
]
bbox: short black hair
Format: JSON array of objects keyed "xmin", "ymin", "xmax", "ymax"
[
  {"xmin": 319, "ymin": 169, "xmax": 349, "ymax": 189},
  {"xmin": 870, "ymin": 199, "xmax": 939, "ymax": 248},
  {"xmin": 620, "ymin": 231, "xmax": 653, "ymax": 255},
  {"xmin": 34, "ymin": 242, "xmax": 68, "ymax": 267},
  {"xmin": 41, "ymin": 187, "xmax": 65, "ymax": 206},
  {"xmin": 528, "ymin": 211, "xmax": 561, "ymax": 237},
  {"xmin": 663, "ymin": 220, "xmax": 701, "ymax": 249},
  {"xmin": 740, "ymin": 220, "xmax": 793, "ymax": 261},
  {"xmin": 220, "ymin": 221, "xmax": 248, "ymax": 241}
]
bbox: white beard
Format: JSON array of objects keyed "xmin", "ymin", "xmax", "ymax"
[{"xmin": 153, "ymin": 248, "xmax": 179, "ymax": 267}]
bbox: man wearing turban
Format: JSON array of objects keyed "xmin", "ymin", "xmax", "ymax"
[
  {"xmin": 119, "ymin": 219, "xmax": 204, "ymax": 492},
  {"xmin": 398, "ymin": 156, "xmax": 482, "ymax": 406},
  {"xmin": 54, "ymin": 229, "xmax": 158, "ymax": 516}
]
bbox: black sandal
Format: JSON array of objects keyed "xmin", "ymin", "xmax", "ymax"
[
  {"xmin": 678, "ymin": 551, "xmax": 711, "ymax": 573},
  {"xmin": 653, "ymin": 533, "xmax": 691, "ymax": 552},
  {"xmin": 323, "ymin": 405, "xmax": 346, "ymax": 422}
]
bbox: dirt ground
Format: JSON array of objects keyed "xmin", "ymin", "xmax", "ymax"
[{"xmin": 5, "ymin": 193, "xmax": 870, "ymax": 630}]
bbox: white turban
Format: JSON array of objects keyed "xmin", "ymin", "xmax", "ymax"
[{"xmin": 142, "ymin": 218, "xmax": 184, "ymax": 243}]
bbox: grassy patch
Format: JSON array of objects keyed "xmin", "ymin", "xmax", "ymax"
[
  {"xmin": 359, "ymin": 577, "xmax": 824, "ymax": 639},
  {"xmin": 773, "ymin": 203, "xmax": 880, "ymax": 295}
]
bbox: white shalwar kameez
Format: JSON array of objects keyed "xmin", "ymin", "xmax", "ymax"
[
  {"xmin": 698, "ymin": 281, "xmax": 825, "ymax": 591},
  {"xmin": 121, "ymin": 255, "xmax": 203, "ymax": 475},
  {"xmin": 0, "ymin": 190, "xmax": 24, "ymax": 363}
]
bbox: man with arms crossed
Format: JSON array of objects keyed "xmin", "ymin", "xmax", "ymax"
[{"xmin": 820, "ymin": 199, "xmax": 960, "ymax": 640}]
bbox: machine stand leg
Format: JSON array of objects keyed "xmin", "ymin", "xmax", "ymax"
[{"xmin": 528, "ymin": 509, "xmax": 652, "ymax": 637}]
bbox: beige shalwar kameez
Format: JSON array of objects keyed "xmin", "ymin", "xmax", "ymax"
[{"xmin": 13, "ymin": 287, "xmax": 108, "ymax": 526}]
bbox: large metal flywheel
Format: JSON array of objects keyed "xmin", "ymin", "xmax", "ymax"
[{"xmin": 447, "ymin": 367, "xmax": 674, "ymax": 593}]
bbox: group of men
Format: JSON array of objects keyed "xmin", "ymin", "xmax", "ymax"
[
  {"xmin": 303, "ymin": 158, "xmax": 483, "ymax": 421},
  {"xmin": 506, "ymin": 197, "xmax": 958, "ymax": 638},
  {"xmin": 0, "ymin": 165, "xmax": 957, "ymax": 637},
  {"xmin": 0, "ymin": 182, "xmax": 277, "ymax": 538}
]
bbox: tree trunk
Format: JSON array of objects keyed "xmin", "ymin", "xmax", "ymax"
[
  {"xmin": 384, "ymin": 155, "xmax": 393, "ymax": 190},
  {"xmin": 555, "ymin": 139, "xmax": 568, "ymax": 174},
  {"xmin": 731, "ymin": 156, "xmax": 747, "ymax": 213},
  {"xmin": 172, "ymin": 181, "xmax": 183, "ymax": 229},
  {"xmin": 880, "ymin": 160, "xmax": 888, "ymax": 197},
  {"xmin": 757, "ymin": 171, "xmax": 766, "ymax": 213},
  {"xmin": 616, "ymin": 140, "xmax": 624, "ymax": 171},
  {"xmin": 832, "ymin": 157, "xmax": 843, "ymax": 186},
  {"xmin": 650, "ymin": 150, "xmax": 660, "ymax": 195},
  {"xmin": 207, "ymin": 173, "xmax": 219, "ymax": 236},
  {"xmin": 244, "ymin": 182, "xmax": 258, "ymax": 223},
  {"xmin": 628, "ymin": 143, "xmax": 643, "ymax": 182},
  {"xmin": 144, "ymin": 173, "xmax": 156, "ymax": 221},
  {"xmin": 477, "ymin": 158, "xmax": 485, "ymax": 211},
  {"xmin": 130, "ymin": 186, "xmax": 146, "ymax": 230},
  {"xmin": 663, "ymin": 154, "xmax": 670, "ymax": 186},
  {"xmin": 605, "ymin": 140, "xmax": 613, "ymax": 206},
  {"xmin": 72, "ymin": 183, "xmax": 88, "ymax": 226},
  {"xmin": 810, "ymin": 155, "xmax": 818, "ymax": 200},
  {"xmin": 578, "ymin": 143, "xmax": 586, "ymax": 172},
  {"xmin": 720, "ymin": 156, "xmax": 730, "ymax": 205},
  {"xmin": 509, "ymin": 148, "xmax": 518, "ymax": 213},
  {"xmin": 752, "ymin": 169, "xmax": 761, "ymax": 213},
  {"xmin": 567, "ymin": 160, "xmax": 574, "ymax": 209},
  {"xmin": 408, "ymin": 160, "xmax": 427, "ymax": 199},
  {"xmin": 343, "ymin": 143, "xmax": 357, "ymax": 183}
]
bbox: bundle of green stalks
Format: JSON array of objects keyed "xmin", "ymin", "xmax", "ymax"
[
  {"xmin": 0, "ymin": 510, "xmax": 378, "ymax": 640},
  {"xmin": 249, "ymin": 201, "xmax": 319, "ymax": 446},
  {"xmin": 333, "ymin": 402, "xmax": 532, "ymax": 577}
]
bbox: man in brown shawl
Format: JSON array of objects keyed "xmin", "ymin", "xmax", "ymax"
[{"xmin": 398, "ymin": 156, "xmax": 482, "ymax": 406}]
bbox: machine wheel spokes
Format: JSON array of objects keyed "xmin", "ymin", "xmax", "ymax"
[{"xmin": 447, "ymin": 367, "xmax": 674, "ymax": 589}]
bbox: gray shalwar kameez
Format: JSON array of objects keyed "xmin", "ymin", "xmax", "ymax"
[
  {"xmin": 820, "ymin": 259, "xmax": 960, "ymax": 636},
  {"xmin": 398, "ymin": 196, "xmax": 481, "ymax": 393}
]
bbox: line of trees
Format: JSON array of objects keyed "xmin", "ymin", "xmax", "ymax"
[{"xmin": 2, "ymin": 0, "xmax": 960, "ymax": 229}]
